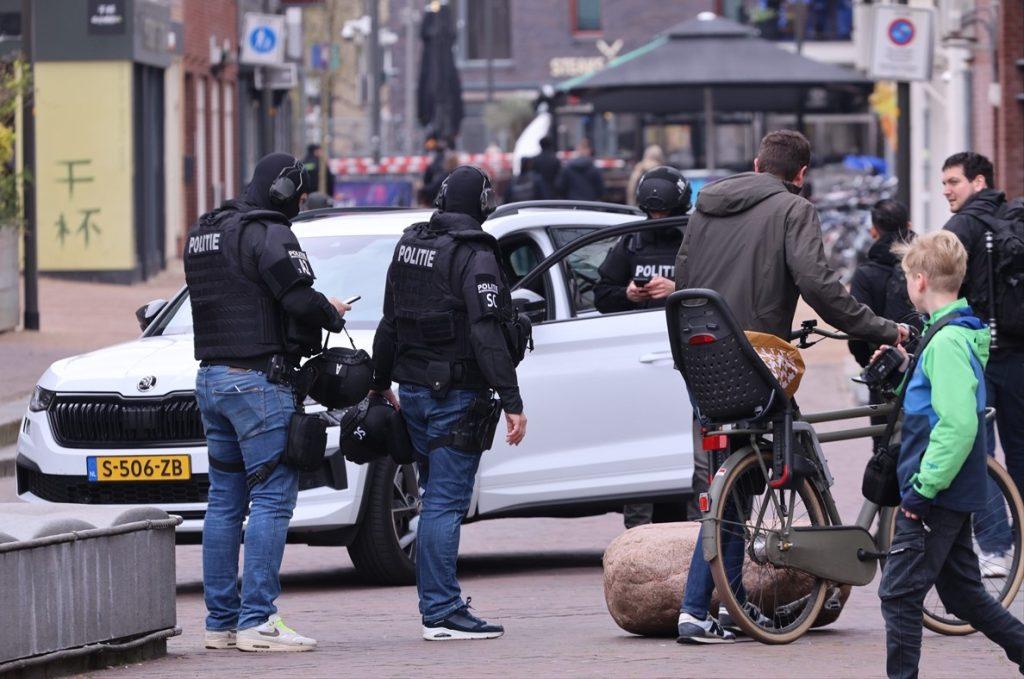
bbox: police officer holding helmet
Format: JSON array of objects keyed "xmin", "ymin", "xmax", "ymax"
[
  {"xmin": 593, "ymin": 165, "xmax": 691, "ymax": 314},
  {"xmin": 184, "ymin": 152, "xmax": 352, "ymax": 652},
  {"xmin": 370, "ymin": 165, "xmax": 528, "ymax": 641}
]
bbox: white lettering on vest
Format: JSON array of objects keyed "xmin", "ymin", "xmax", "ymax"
[
  {"xmin": 187, "ymin": 232, "xmax": 222, "ymax": 255},
  {"xmin": 397, "ymin": 245, "xmax": 438, "ymax": 268},
  {"xmin": 634, "ymin": 263, "xmax": 675, "ymax": 279}
]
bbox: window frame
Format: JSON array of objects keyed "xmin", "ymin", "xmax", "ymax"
[
  {"xmin": 454, "ymin": 0, "xmax": 514, "ymax": 66},
  {"xmin": 570, "ymin": 0, "xmax": 602, "ymax": 37}
]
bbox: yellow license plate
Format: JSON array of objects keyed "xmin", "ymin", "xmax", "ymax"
[{"xmin": 87, "ymin": 455, "xmax": 191, "ymax": 482}]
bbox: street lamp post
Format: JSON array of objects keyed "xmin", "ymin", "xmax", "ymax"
[{"xmin": 21, "ymin": 0, "xmax": 38, "ymax": 331}]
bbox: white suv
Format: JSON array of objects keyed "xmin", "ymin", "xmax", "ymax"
[{"xmin": 15, "ymin": 202, "xmax": 694, "ymax": 584}]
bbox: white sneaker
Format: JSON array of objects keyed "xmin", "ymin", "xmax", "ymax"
[
  {"xmin": 236, "ymin": 615, "xmax": 317, "ymax": 652},
  {"xmin": 204, "ymin": 629, "xmax": 236, "ymax": 650},
  {"xmin": 676, "ymin": 612, "xmax": 736, "ymax": 644},
  {"xmin": 979, "ymin": 551, "xmax": 1012, "ymax": 578}
]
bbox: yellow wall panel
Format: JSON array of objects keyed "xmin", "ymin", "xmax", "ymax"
[{"xmin": 35, "ymin": 61, "xmax": 134, "ymax": 272}]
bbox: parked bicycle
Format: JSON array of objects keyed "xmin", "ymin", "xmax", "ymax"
[{"xmin": 666, "ymin": 288, "xmax": 1024, "ymax": 644}]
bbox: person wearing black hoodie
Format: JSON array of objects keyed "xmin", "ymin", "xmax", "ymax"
[
  {"xmin": 942, "ymin": 151, "xmax": 1022, "ymax": 577},
  {"xmin": 184, "ymin": 153, "xmax": 351, "ymax": 652},
  {"xmin": 370, "ymin": 165, "xmax": 527, "ymax": 641}
]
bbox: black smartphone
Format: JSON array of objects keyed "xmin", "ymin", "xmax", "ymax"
[
  {"xmin": 344, "ymin": 295, "xmax": 361, "ymax": 305},
  {"xmin": 632, "ymin": 277, "xmax": 652, "ymax": 288}
]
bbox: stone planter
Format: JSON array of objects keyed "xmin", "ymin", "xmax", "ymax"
[{"xmin": 0, "ymin": 225, "xmax": 18, "ymax": 333}]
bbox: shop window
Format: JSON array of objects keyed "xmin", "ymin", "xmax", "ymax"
[{"xmin": 573, "ymin": 0, "xmax": 601, "ymax": 34}]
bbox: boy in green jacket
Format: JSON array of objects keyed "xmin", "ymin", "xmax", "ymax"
[{"xmin": 878, "ymin": 231, "xmax": 1024, "ymax": 678}]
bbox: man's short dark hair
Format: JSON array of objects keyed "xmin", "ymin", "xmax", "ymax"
[
  {"xmin": 307, "ymin": 143, "xmax": 321, "ymax": 155},
  {"xmin": 756, "ymin": 130, "xmax": 811, "ymax": 182},
  {"xmin": 942, "ymin": 152, "xmax": 994, "ymax": 189},
  {"xmin": 871, "ymin": 199, "xmax": 909, "ymax": 235}
]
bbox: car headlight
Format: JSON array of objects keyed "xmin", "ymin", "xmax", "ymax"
[{"xmin": 29, "ymin": 386, "xmax": 56, "ymax": 412}]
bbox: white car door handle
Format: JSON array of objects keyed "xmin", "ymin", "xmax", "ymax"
[{"xmin": 639, "ymin": 351, "xmax": 674, "ymax": 364}]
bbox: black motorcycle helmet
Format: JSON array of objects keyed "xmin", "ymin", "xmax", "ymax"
[
  {"xmin": 337, "ymin": 393, "xmax": 415, "ymax": 465},
  {"xmin": 302, "ymin": 347, "xmax": 374, "ymax": 410},
  {"xmin": 636, "ymin": 166, "xmax": 692, "ymax": 217}
]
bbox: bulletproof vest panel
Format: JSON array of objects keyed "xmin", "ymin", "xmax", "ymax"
[
  {"xmin": 628, "ymin": 230, "xmax": 681, "ymax": 280},
  {"xmin": 389, "ymin": 223, "xmax": 474, "ymax": 365},
  {"xmin": 184, "ymin": 209, "xmax": 286, "ymax": 360}
]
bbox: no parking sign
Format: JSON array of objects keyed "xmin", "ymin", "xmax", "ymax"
[
  {"xmin": 868, "ymin": 6, "xmax": 933, "ymax": 81},
  {"xmin": 240, "ymin": 13, "xmax": 286, "ymax": 65}
]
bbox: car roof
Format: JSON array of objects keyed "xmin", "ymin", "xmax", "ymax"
[{"xmin": 291, "ymin": 204, "xmax": 642, "ymax": 240}]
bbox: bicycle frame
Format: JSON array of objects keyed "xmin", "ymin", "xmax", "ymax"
[{"xmin": 701, "ymin": 402, "xmax": 898, "ymax": 584}]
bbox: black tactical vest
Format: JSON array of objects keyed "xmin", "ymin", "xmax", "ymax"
[
  {"xmin": 184, "ymin": 208, "xmax": 287, "ymax": 361},
  {"xmin": 389, "ymin": 222, "xmax": 496, "ymax": 384}
]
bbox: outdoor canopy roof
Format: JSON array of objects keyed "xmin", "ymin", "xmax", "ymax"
[{"xmin": 559, "ymin": 13, "xmax": 873, "ymax": 115}]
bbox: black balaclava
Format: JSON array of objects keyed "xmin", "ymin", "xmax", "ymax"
[
  {"xmin": 435, "ymin": 165, "xmax": 494, "ymax": 224},
  {"xmin": 242, "ymin": 152, "xmax": 309, "ymax": 220}
]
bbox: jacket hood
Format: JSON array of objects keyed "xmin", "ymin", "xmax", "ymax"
[
  {"xmin": 868, "ymin": 231, "xmax": 913, "ymax": 267},
  {"xmin": 695, "ymin": 172, "xmax": 794, "ymax": 217},
  {"xmin": 428, "ymin": 210, "xmax": 482, "ymax": 232},
  {"xmin": 927, "ymin": 301, "xmax": 990, "ymax": 366},
  {"xmin": 959, "ymin": 188, "xmax": 1006, "ymax": 218}
]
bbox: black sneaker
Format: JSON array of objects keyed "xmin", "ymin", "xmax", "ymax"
[
  {"xmin": 718, "ymin": 602, "xmax": 773, "ymax": 633},
  {"xmin": 422, "ymin": 601, "xmax": 505, "ymax": 641},
  {"xmin": 676, "ymin": 612, "xmax": 736, "ymax": 644}
]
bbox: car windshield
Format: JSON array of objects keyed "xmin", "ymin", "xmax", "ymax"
[{"xmin": 156, "ymin": 233, "xmax": 398, "ymax": 335}]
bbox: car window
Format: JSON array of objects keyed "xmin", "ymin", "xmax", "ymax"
[
  {"xmin": 498, "ymin": 233, "xmax": 555, "ymax": 321},
  {"xmin": 548, "ymin": 226, "xmax": 596, "ymax": 249},
  {"xmin": 153, "ymin": 233, "xmax": 400, "ymax": 335},
  {"xmin": 563, "ymin": 235, "xmax": 620, "ymax": 316}
]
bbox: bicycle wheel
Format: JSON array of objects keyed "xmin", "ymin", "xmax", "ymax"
[
  {"xmin": 708, "ymin": 449, "xmax": 830, "ymax": 644},
  {"xmin": 885, "ymin": 456, "xmax": 1024, "ymax": 635}
]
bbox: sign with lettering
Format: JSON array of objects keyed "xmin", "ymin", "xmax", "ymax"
[{"xmin": 88, "ymin": 0, "xmax": 126, "ymax": 35}]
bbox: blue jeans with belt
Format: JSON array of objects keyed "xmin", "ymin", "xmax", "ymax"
[
  {"xmin": 399, "ymin": 384, "xmax": 483, "ymax": 624},
  {"xmin": 195, "ymin": 365, "xmax": 298, "ymax": 632}
]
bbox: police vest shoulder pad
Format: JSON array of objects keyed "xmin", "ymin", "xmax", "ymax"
[
  {"xmin": 239, "ymin": 209, "xmax": 291, "ymax": 227},
  {"xmin": 451, "ymin": 229, "xmax": 498, "ymax": 249}
]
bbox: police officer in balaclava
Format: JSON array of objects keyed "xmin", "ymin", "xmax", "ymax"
[
  {"xmin": 184, "ymin": 152, "xmax": 353, "ymax": 652},
  {"xmin": 593, "ymin": 166, "xmax": 691, "ymax": 314},
  {"xmin": 370, "ymin": 165, "xmax": 528, "ymax": 641}
]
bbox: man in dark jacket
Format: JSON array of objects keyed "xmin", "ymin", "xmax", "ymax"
[
  {"xmin": 301, "ymin": 144, "xmax": 334, "ymax": 197},
  {"xmin": 941, "ymin": 151, "xmax": 1021, "ymax": 576},
  {"xmin": 555, "ymin": 138, "xmax": 604, "ymax": 201},
  {"xmin": 674, "ymin": 130, "xmax": 906, "ymax": 645},
  {"xmin": 532, "ymin": 136, "xmax": 562, "ymax": 198},
  {"xmin": 848, "ymin": 199, "xmax": 919, "ymax": 368}
]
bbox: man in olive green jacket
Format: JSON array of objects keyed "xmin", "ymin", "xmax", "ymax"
[{"xmin": 674, "ymin": 130, "xmax": 907, "ymax": 644}]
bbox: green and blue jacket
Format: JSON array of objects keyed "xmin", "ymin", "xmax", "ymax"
[{"xmin": 898, "ymin": 299, "xmax": 990, "ymax": 515}]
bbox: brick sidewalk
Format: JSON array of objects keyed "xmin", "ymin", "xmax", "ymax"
[{"xmin": 0, "ymin": 263, "xmax": 185, "ymax": 405}]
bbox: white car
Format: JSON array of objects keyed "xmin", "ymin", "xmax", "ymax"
[{"xmin": 15, "ymin": 201, "xmax": 694, "ymax": 584}]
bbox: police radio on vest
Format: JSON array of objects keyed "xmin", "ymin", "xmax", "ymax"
[
  {"xmin": 188, "ymin": 232, "xmax": 221, "ymax": 255},
  {"xmin": 397, "ymin": 245, "xmax": 437, "ymax": 268}
]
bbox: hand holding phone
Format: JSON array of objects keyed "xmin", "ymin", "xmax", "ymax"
[{"xmin": 344, "ymin": 295, "xmax": 361, "ymax": 305}]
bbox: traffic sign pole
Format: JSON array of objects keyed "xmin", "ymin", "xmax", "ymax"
[{"xmin": 896, "ymin": 0, "xmax": 911, "ymax": 209}]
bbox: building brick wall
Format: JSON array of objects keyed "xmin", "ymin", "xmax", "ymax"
[{"xmin": 994, "ymin": 0, "xmax": 1023, "ymax": 197}]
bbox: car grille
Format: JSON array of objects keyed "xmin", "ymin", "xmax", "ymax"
[
  {"xmin": 17, "ymin": 465, "xmax": 211, "ymax": 505},
  {"xmin": 48, "ymin": 393, "xmax": 205, "ymax": 448}
]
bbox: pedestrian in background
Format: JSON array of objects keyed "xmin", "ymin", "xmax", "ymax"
[
  {"xmin": 626, "ymin": 145, "xmax": 665, "ymax": 206},
  {"xmin": 505, "ymin": 156, "xmax": 549, "ymax": 203},
  {"xmin": 878, "ymin": 230, "xmax": 1024, "ymax": 678},
  {"xmin": 532, "ymin": 136, "xmax": 562, "ymax": 199},
  {"xmin": 556, "ymin": 138, "xmax": 604, "ymax": 201},
  {"xmin": 370, "ymin": 166, "xmax": 529, "ymax": 640},
  {"xmin": 941, "ymin": 151, "xmax": 1022, "ymax": 577},
  {"xmin": 184, "ymin": 153, "xmax": 351, "ymax": 652},
  {"xmin": 301, "ymin": 143, "xmax": 334, "ymax": 197}
]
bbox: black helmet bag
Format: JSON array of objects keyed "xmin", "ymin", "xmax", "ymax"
[{"xmin": 303, "ymin": 346, "xmax": 373, "ymax": 409}]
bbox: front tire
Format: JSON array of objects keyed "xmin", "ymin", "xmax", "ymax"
[{"xmin": 348, "ymin": 457, "xmax": 420, "ymax": 585}]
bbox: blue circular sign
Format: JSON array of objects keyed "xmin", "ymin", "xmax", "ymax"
[
  {"xmin": 888, "ymin": 18, "xmax": 915, "ymax": 47},
  {"xmin": 249, "ymin": 25, "xmax": 277, "ymax": 54}
]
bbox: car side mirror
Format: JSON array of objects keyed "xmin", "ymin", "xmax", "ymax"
[
  {"xmin": 136, "ymin": 298, "xmax": 167, "ymax": 331},
  {"xmin": 511, "ymin": 288, "xmax": 547, "ymax": 324}
]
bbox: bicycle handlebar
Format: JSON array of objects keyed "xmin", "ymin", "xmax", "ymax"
[{"xmin": 789, "ymin": 320, "xmax": 850, "ymax": 347}]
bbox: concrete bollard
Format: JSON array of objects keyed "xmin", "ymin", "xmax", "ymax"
[{"xmin": 0, "ymin": 503, "xmax": 181, "ymax": 673}]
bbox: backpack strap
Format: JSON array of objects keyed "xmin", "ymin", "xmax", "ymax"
[{"xmin": 880, "ymin": 314, "xmax": 959, "ymax": 447}]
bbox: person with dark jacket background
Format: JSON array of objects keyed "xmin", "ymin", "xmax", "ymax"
[
  {"xmin": 184, "ymin": 153, "xmax": 351, "ymax": 652},
  {"xmin": 941, "ymin": 151, "xmax": 1021, "ymax": 577},
  {"xmin": 847, "ymin": 199, "xmax": 919, "ymax": 368},
  {"xmin": 674, "ymin": 130, "xmax": 906, "ymax": 644},
  {"xmin": 532, "ymin": 136, "xmax": 562, "ymax": 199},
  {"xmin": 301, "ymin": 144, "xmax": 334, "ymax": 197},
  {"xmin": 556, "ymin": 138, "xmax": 603, "ymax": 201}
]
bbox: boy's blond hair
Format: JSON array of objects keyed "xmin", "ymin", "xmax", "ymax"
[{"xmin": 892, "ymin": 230, "xmax": 967, "ymax": 294}]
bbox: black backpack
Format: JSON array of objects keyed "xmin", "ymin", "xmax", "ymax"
[{"xmin": 979, "ymin": 197, "xmax": 1024, "ymax": 345}]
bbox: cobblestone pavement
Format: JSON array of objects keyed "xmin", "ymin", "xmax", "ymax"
[{"xmin": 3, "ymin": 300, "xmax": 1019, "ymax": 678}]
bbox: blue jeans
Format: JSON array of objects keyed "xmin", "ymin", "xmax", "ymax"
[
  {"xmin": 399, "ymin": 384, "xmax": 483, "ymax": 624},
  {"xmin": 972, "ymin": 354, "xmax": 1024, "ymax": 555},
  {"xmin": 195, "ymin": 365, "xmax": 298, "ymax": 632},
  {"xmin": 681, "ymin": 510, "xmax": 747, "ymax": 618}
]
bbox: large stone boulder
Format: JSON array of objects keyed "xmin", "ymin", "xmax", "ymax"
[{"xmin": 603, "ymin": 521, "xmax": 851, "ymax": 637}]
